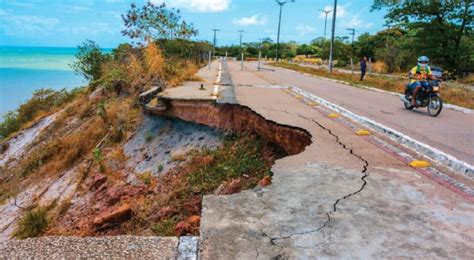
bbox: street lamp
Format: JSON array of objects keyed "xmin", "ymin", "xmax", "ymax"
[
  {"xmin": 318, "ymin": 9, "xmax": 332, "ymax": 40},
  {"xmin": 238, "ymin": 30, "xmax": 244, "ymax": 50},
  {"xmin": 212, "ymin": 29, "xmax": 220, "ymax": 57},
  {"xmin": 275, "ymin": 0, "xmax": 295, "ymax": 61}
]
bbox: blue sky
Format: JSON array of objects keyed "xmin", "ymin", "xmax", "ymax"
[{"xmin": 0, "ymin": 0, "xmax": 388, "ymax": 48}]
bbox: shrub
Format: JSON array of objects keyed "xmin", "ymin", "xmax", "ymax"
[
  {"xmin": 0, "ymin": 112, "xmax": 20, "ymax": 140},
  {"xmin": 0, "ymin": 87, "xmax": 84, "ymax": 140},
  {"xmin": 71, "ymin": 40, "xmax": 110, "ymax": 81},
  {"xmin": 14, "ymin": 207, "xmax": 49, "ymax": 239}
]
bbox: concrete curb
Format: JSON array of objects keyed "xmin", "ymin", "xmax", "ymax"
[
  {"xmin": 289, "ymin": 86, "xmax": 474, "ymax": 176},
  {"xmin": 279, "ymin": 67, "xmax": 473, "ymax": 114}
]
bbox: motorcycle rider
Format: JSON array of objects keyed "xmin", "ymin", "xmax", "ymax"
[{"xmin": 408, "ymin": 56, "xmax": 433, "ymax": 107}]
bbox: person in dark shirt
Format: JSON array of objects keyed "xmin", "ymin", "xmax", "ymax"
[{"xmin": 360, "ymin": 57, "xmax": 367, "ymax": 81}]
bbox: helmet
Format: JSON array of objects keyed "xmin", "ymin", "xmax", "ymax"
[{"xmin": 418, "ymin": 56, "xmax": 429, "ymax": 68}]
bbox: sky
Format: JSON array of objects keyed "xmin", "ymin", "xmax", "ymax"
[{"xmin": 0, "ymin": 0, "xmax": 388, "ymax": 48}]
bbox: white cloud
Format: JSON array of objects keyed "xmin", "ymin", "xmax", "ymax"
[
  {"xmin": 151, "ymin": 0, "xmax": 230, "ymax": 13},
  {"xmin": 344, "ymin": 17, "xmax": 363, "ymax": 28},
  {"xmin": 233, "ymin": 14, "xmax": 267, "ymax": 26},
  {"xmin": 70, "ymin": 5, "xmax": 90, "ymax": 11},
  {"xmin": 0, "ymin": 10, "xmax": 59, "ymax": 35},
  {"xmin": 342, "ymin": 16, "xmax": 374, "ymax": 30},
  {"xmin": 296, "ymin": 24, "xmax": 316, "ymax": 36}
]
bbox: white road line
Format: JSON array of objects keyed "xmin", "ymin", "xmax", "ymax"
[{"xmin": 289, "ymin": 85, "xmax": 474, "ymax": 176}]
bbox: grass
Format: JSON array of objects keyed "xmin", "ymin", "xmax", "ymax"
[
  {"xmin": 144, "ymin": 133, "xmax": 285, "ymax": 236},
  {"xmin": 270, "ymin": 62, "xmax": 474, "ymax": 109},
  {"xmin": 151, "ymin": 216, "xmax": 180, "ymax": 236},
  {"xmin": 13, "ymin": 207, "xmax": 49, "ymax": 239}
]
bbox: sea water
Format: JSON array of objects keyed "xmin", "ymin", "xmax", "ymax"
[{"xmin": 0, "ymin": 46, "xmax": 87, "ymax": 117}]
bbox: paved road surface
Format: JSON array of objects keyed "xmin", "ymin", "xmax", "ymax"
[
  {"xmin": 199, "ymin": 60, "xmax": 474, "ymax": 259},
  {"xmin": 231, "ymin": 61, "xmax": 474, "ymax": 166}
]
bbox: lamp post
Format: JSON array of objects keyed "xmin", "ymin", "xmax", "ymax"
[
  {"xmin": 318, "ymin": 9, "xmax": 332, "ymax": 40},
  {"xmin": 275, "ymin": 0, "xmax": 295, "ymax": 61},
  {"xmin": 328, "ymin": 0, "xmax": 337, "ymax": 73},
  {"xmin": 238, "ymin": 30, "xmax": 244, "ymax": 50},
  {"xmin": 212, "ymin": 29, "xmax": 219, "ymax": 57}
]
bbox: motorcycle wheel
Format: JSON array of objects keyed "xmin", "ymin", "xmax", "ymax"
[
  {"xmin": 427, "ymin": 96, "xmax": 443, "ymax": 117},
  {"xmin": 404, "ymin": 89, "xmax": 414, "ymax": 110}
]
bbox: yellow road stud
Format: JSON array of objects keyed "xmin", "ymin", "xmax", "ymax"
[
  {"xmin": 295, "ymin": 95, "xmax": 303, "ymax": 100},
  {"xmin": 409, "ymin": 160, "xmax": 431, "ymax": 168},
  {"xmin": 355, "ymin": 129, "xmax": 371, "ymax": 136},
  {"xmin": 307, "ymin": 101, "xmax": 318, "ymax": 107},
  {"xmin": 328, "ymin": 113, "xmax": 339, "ymax": 118}
]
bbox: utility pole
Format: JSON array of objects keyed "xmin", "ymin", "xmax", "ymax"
[
  {"xmin": 318, "ymin": 9, "xmax": 332, "ymax": 40},
  {"xmin": 328, "ymin": 0, "xmax": 337, "ymax": 73},
  {"xmin": 346, "ymin": 28, "xmax": 355, "ymax": 44},
  {"xmin": 212, "ymin": 29, "xmax": 219, "ymax": 57},
  {"xmin": 275, "ymin": 0, "xmax": 295, "ymax": 61},
  {"xmin": 238, "ymin": 30, "xmax": 244, "ymax": 50}
]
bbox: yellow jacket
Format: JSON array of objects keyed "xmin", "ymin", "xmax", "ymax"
[{"xmin": 410, "ymin": 65, "xmax": 432, "ymax": 83}]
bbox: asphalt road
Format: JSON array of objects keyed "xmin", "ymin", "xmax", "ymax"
[{"xmin": 228, "ymin": 61, "xmax": 474, "ymax": 166}]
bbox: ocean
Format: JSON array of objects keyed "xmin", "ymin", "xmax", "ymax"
[{"xmin": 0, "ymin": 46, "xmax": 87, "ymax": 118}]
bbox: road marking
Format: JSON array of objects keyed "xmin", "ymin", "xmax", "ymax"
[
  {"xmin": 283, "ymin": 87, "xmax": 474, "ymax": 200},
  {"xmin": 409, "ymin": 160, "xmax": 431, "ymax": 168},
  {"xmin": 288, "ymin": 85, "xmax": 473, "ymax": 176},
  {"xmin": 355, "ymin": 129, "xmax": 371, "ymax": 136}
]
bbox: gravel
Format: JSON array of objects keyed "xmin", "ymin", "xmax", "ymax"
[{"xmin": 0, "ymin": 236, "xmax": 179, "ymax": 259}]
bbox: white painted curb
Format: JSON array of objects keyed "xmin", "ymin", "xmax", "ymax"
[
  {"xmin": 290, "ymin": 86, "xmax": 474, "ymax": 176},
  {"xmin": 279, "ymin": 67, "xmax": 473, "ymax": 114}
]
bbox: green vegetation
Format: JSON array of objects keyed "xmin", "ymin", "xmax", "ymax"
[
  {"xmin": 0, "ymin": 87, "xmax": 84, "ymax": 140},
  {"xmin": 271, "ymin": 62, "xmax": 474, "ymax": 109},
  {"xmin": 157, "ymin": 163, "xmax": 164, "ymax": 172},
  {"xmin": 144, "ymin": 131, "xmax": 153, "ymax": 142},
  {"xmin": 142, "ymin": 133, "xmax": 285, "ymax": 236},
  {"xmin": 13, "ymin": 207, "xmax": 49, "ymax": 239},
  {"xmin": 92, "ymin": 147, "xmax": 105, "ymax": 172},
  {"xmin": 187, "ymin": 134, "xmax": 276, "ymax": 193},
  {"xmin": 152, "ymin": 217, "xmax": 180, "ymax": 236},
  {"xmin": 217, "ymin": 1, "xmax": 473, "ymax": 78},
  {"xmin": 122, "ymin": 2, "xmax": 198, "ymax": 41},
  {"xmin": 71, "ymin": 40, "xmax": 110, "ymax": 81},
  {"xmin": 372, "ymin": 1, "xmax": 473, "ymax": 76}
]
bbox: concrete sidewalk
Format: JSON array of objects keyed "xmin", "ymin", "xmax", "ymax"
[{"xmin": 198, "ymin": 60, "xmax": 474, "ymax": 259}]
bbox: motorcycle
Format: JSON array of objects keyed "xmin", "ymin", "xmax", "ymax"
[{"xmin": 400, "ymin": 76, "xmax": 443, "ymax": 117}]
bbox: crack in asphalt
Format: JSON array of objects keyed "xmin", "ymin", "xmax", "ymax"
[
  {"xmin": 297, "ymin": 113, "xmax": 369, "ymax": 213},
  {"xmin": 253, "ymin": 112, "xmax": 370, "ymax": 256}
]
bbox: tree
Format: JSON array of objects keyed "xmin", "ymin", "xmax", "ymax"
[
  {"xmin": 71, "ymin": 40, "xmax": 109, "ymax": 81},
  {"xmin": 297, "ymin": 44, "xmax": 316, "ymax": 57},
  {"xmin": 122, "ymin": 2, "xmax": 198, "ymax": 41},
  {"xmin": 372, "ymin": 0, "xmax": 474, "ymax": 76}
]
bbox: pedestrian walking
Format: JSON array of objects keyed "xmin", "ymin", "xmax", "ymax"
[{"xmin": 360, "ymin": 57, "xmax": 367, "ymax": 81}]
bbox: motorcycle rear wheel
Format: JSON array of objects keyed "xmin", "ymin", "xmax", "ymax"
[{"xmin": 427, "ymin": 96, "xmax": 443, "ymax": 117}]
